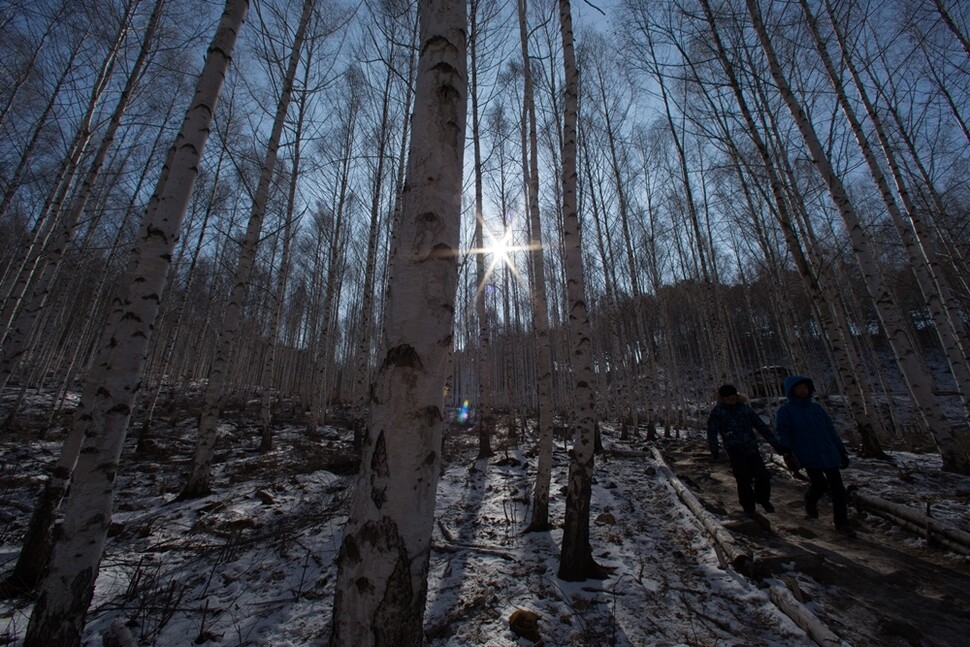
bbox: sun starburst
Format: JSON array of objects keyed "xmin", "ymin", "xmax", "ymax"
[{"xmin": 467, "ymin": 226, "xmax": 541, "ymax": 299}]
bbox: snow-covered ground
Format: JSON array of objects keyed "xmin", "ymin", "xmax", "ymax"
[{"xmin": 1, "ymin": 391, "xmax": 968, "ymax": 645}]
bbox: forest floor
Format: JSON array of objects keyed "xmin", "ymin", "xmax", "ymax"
[{"xmin": 0, "ymin": 389, "xmax": 969, "ymax": 646}]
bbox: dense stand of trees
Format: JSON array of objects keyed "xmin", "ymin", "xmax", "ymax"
[{"xmin": 0, "ymin": 0, "xmax": 967, "ymax": 643}]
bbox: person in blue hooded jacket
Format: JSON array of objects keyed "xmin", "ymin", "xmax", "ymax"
[
  {"xmin": 707, "ymin": 384, "xmax": 782, "ymax": 515},
  {"xmin": 776, "ymin": 375, "xmax": 855, "ymax": 536}
]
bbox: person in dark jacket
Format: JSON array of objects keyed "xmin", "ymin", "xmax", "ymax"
[
  {"xmin": 776, "ymin": 375, "xmax": 855, "ymax": 537},
  {"xmin": 707, "ymin": 384, "xmax": 782, "ymax": 515}
]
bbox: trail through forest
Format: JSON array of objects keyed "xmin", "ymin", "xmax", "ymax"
[{"xmin": 659, "ymin": 439, "xmax": 970, "ymax": 646}]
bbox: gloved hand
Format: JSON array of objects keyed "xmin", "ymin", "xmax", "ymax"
[
  {"xmin": 839, "ymin": 451, "xmax": 850, "ymax": 469},
  {"xmin": 783, "ymin": 453, "xmax": 801, "ymax": 471}
]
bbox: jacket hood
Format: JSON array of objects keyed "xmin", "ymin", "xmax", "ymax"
[{"xmin": 784, "ymin": 375, "xmax": 814, "ymax": 398}]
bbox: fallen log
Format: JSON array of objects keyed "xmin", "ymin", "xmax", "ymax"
[
  {"xmin": 767, "ymin": 582, "xmax": 841, "ymax": 647},
  {"xmin": 649, "ymin": 446, "xmax": 750, "ymax": 571},
  {"xmin": 851, "ymin": 489, "xmax": 970, "ymax": 555}
]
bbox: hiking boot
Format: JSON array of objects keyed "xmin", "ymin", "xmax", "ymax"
[
  {"xmin": 761, "ymin": 501, "xmax": 775, "ymax": 513},
  {"xmin": 835, "ymin": 524, "xmax": 857, "ymax": 538},
  {"xmin": 804, "ymin": 495, "xmax": 819, "ymax": 519}
]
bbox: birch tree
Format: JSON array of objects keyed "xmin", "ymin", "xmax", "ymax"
[
  {"xmin": 350, "ymin": 5, "xmax": 414, "ymax": 445},
  {"xmin": 180, "ymin": 0, "xmax": 315, "ymax": 498},
  {"xmin": 327, "ymin": 0, "xmax": 467, "ymax": 641},
  {"xmin": 258, "ymin": 160, "xmax": 299, "ymax": 451},
  {"xmin": 745, "ymin": 0, "xmax": 970, "ymax": 474},
  {"xmin": 469, "ymin": 0, "xmax": 497, "ymax": 458},
  {"xmin": 806, "ymin": 0, "xmax": 970, "ymax": 410},
  {"xmin": 556, "ymin": 0, "xmax": 606, "ymax": 582},
  {"xmin": 22, "ymin": 2, "xmax": 248, "ymax": 643},
  {"xmin": 0, "ymin": 0, "xmax": 166, "ymax": 393},
  {"xmin": 692, "ymin": 0, "xmax": 887, "ymax": 456},
  {"xmin": 931, "ymin": 0, "xmax": 970, "ymax": 57},
  {"xmin": 0, "ymin": 2, "xmax": 77, "ymax": 224},
  {"xmin": 0, "ymin": 0, "xmax": 72, "ymax": 138},
  {"xmin": 520, "ymin": 0, "xmax": 556, "ymax": 532},
  {"xmin": 306, "ymin": 66, "xmax": 360, "ymax": 435},
  {"xmin": 866, "ymin": 45, "xmax": 970, "ymax": 303},
  {"xmin": 634, "ymin": 10, "xmax": 728, "ymax": 386},
  {"xmin": 137, "ymin": 85, "xmax": 237, "ymax": 450},
  {"xmin": 257, "ymin": 21, "xmax": 323, "ymax": 449},
  {"xmin": 0, "ymin": 2, "xmax": 132, "ymax": 352}
]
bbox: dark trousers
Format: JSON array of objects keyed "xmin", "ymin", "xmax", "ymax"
[
  {"xmin": 728, "ymin": 451, "xmax": 771, "ymax": 513},
  {"xmin": 806, "ymin": 467, "xmax": 849, "ymax": 525}
]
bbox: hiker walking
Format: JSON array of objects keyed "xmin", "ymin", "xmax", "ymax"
[
  {"xmin": 776, "ymin": 375, "xmax": 856, "ymax": 537},
  {"xmin": 707, "ymin": 384, "xmax": 782, "ymax": 515}
]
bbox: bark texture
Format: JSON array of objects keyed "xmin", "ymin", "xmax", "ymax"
[
  {"xmin": 23, "ymin": 2, "xmax": 248, "ymax": 644},
  {"xmin": 745, "ymin": 0, "xmax": 969, "ymax": 474},
  {"xmin": 328, "ymin": 0, "xmax": 467, "ymax": 643},
  {"xmin": 556, "ymin": 0, "xmax": 603, "ymax": 582},
  {"xmin": 181, "ymin": 0, "xmax": 315, "ymax": 498}
]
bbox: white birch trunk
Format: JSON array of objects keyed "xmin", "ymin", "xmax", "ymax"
[
  {"xmin": 181, "ymin": 0, "xmax": 314, "ymax": 498},
  {"xmin": 258, "ymin": 167, "xmax": 297, "ymax": 451},
  {"xmin": 56, "ymin": 108, "xmax": 175, "ymax": 436},
  {"xmin": 932, "ymin": 0, "xmax": 970, "ymax": 57},
  {"xmin": 0, "ymin": 0, "xmax": 165, "ymax": 392},
  {"xmin": 556, "ymin": 0, "xmax": 604, "ymax": 582},
  {"xmin": 22, "ymin": 2, "xmax": 247, "ymax": 643},
  {"xmin": 138, "ymin": 105, "xmax": 232, "ymax": 449},
  {"xmin": 874, "ymin": 62, "xmax": 970, "ymax": 302},
  {"xmin": 0, "ymin": 10, "xmax": 127, "ymax": 345},
  {"xmin": 642, "ymin": 23, "xmax": 727, "ymax": 384},
  {"xmin": 351, "ymin": 51, "xmax": 396, "ymax": 441},
  {"xmin": 306, "ymin": 217, "xmax": 347, "ymax": 431},
  {"xmin": 0, "ymin": 0, "xmax": 71, "ymax": 133},
  {"xmin": 812, "ymin": 0, "xmax": 970, "ymax": 409},
  {"xmin": 0, "ymin": 22, "xmax": 80, "ymax": 224},
  {"xmin": 745, "ymin": 0, "xmax": 970, "ymax": 474},
  {"xmin": 327, "ymin": 0, "xmax": 467, "ymax": 642},
  {"xmin": 307, "ymin": 93, "xmax": 355, "ymax": 434},
  {"xmin": 0, "ymin": 422, "xmax": 85, "ymax": 596},
  {"xmin": 698, "ymin": 0, "xmax": 887, "ymax": 455},
  {"xmin": 521, "ymin": 0, "xmax": 554, "ymax": 528},
  {"xmin": 307, "ymin": 161, "xmax": 353, "ymax": 433},
  {"xmin": 799, "ymin": 0, "xmax": 970, "ymax": 416},
  {"xmin": 469, "ymin": 0, "xmax": 494, "ymax": 459},
  {"xmin": 353, "ymin": 16, "xmax": 417, "ymax": 442},
  {"xmin": 583, "ymin": 130, "xmax": 636, "ymax": 434},
  {"xmin": 258, "ymin": 56, "xmax": 309, "ymax": 450}
]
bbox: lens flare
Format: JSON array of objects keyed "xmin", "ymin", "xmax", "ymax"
[{"xmin": 457, "ymin": 399, "xmax": 470, "ymax": 424}]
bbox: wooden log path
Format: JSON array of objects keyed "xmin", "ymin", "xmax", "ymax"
[{"xmin": 648, "ymin": 445, "xmax": 842, "ymax": 647}]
